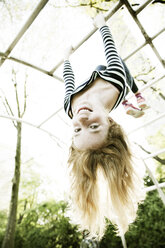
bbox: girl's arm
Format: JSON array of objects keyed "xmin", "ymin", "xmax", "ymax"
[
  {"xmin": 94, "ymin": 14, "xmax": 125, "ymax": 77},
  {"xmin": 63, "ymin": 46, "xmax": 75, "ymax": 110},
  {"xmin": 63, "ymin": 60, "xmax": 75, "ymax": 96}
]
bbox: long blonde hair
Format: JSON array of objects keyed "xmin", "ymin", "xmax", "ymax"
[{"xmin": 68, "ymin": 119, "xmax": 144, "ymax": 238}]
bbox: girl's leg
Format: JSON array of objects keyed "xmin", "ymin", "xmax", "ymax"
[
  {"xmin": 122, "ymin": 99, "xmax": 144, "ymax": 118},
  {"xmin": 120, "ymin": 60, "xmax": 143, "ymax": 117},
  {"xmin": 134, "ymin": 91, "xmax": 150, "ymax": 110},
  {"xmin": 121, "ymin": 59, "xmax": 149, "ymax": 114},
  {"xmin": 120, "ymin": 59, "xmax": 138, "ymax": 93}
]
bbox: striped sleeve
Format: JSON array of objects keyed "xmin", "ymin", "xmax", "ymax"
[
  {"xmin": 99, "ymin": 25, "xmax": 126, "ymax": 82},
  {"xmin": 63, "ymin": 60, "xmax": 75, "ymax": 109}
]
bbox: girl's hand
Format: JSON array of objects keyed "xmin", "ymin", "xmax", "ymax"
[
  {"xmin": 93, "ymin": 13, "xmax": 106, "ymax": 29},
  {"xmin": 64, "ymin": 45, "xmax": 74, "ymax": 60}
]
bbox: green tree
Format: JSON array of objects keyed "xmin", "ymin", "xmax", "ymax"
[
  {"xmin": 126, "ymin": 190, "xmax": 165, "ymax": 248},
  {"xmin": 1, "ymin": 70, "xmax": 28, "ymax": 248},
  {"xmin": 147, "ymin": 126, "xmax": 165, "ymax": 181},
  {"xmin": 0, "ymin": 191, "xmax": 165, "ymax": 248},
  {"xmin": 100, "ymin": 188, "xmax": 165, "ymax": 248},
  {"xmin": 14, "ymin": 200, "xmax": 81, "ymax": 248},
  {"xmin": 0, "ymin": 210, "xmax": 7, "ymax": 246}
]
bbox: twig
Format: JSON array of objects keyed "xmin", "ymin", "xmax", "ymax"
[
  {"xmin": 134, "ymin": 142, "xmax": 165, "ymax": 164},
  {"xmin": 21, "ymin": 73, "xmax": 28, "ymax": 118},
  {"xmin": 12, "ymin": 69, "xmax": 21, "ymax": 118},
  {"xmin": 0, "ymin": 89, "xmax": 17, "ymax": 128}
]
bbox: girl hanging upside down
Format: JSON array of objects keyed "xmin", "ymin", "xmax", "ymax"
[{"xmin": 63, "ymin": 13, "xmax": 147, "ymax": 239}]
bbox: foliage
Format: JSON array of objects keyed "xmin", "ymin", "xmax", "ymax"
[
  {"xmin": 125, "ymin": 190, "xmax": 165, "ymax": 248},
  {"xmin": 100, "ymin": 189, "xmax": 165, "ymax": 248},
  {"xmin": 148, "ymin": 126, "xmax": 165, "ymax": 150},
  {"xmin": 100, "ymin": 223, "xmax": 123, "ymax": 248},
  {"xmin": 0, "ymin": 210, "xmax": 8, "ymax": 245},
  {"xmin": 70, "ymin": 0, "xmax": 116, "ymax": 17},
  {"xmin": 14, "ymin": 200, "xmax": 81, "ymax": 248},
  {"xmin": 0, "ymin": 210, "xmax": 7, "ymax": 232},
  {"xmin": 0, "ymin": 200, "xmax": 81, "ymax": 248},
  {"xmin": 0, "ymin": 212, "xmax": 5, "ymax": 247},
  {"xmin": 147, "ymin": 126, "xmax": 165, "ymax": 181},
  {"xmin": 0, "ymin": 190, "xmax": 165, "ymax": 248}
]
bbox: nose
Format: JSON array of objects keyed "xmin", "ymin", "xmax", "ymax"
[
  {"xmin": 77, "ymin": 114, "xmax": 89, "ymax": 123},
  {"xmin": 73, "ymin": 113, "xmax": 89, "ymax": 126}
]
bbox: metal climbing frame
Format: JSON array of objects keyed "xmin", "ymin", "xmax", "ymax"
[
  {"xmin": 0, "ymin": 0, "xmax": 164, "ymax": 204},
  {"xmin": 0, "ymin": 0, "xmax": 165, "ymax": 247}
]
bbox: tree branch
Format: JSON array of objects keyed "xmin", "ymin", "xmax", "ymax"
[
  {"xmin": 0, "ymin": 89, "xmax": 17, "ymax": 128},
  {"xmin": 134, "ymin": 63, "xmax": 165, "ymax": 101},
  {"xmin": 134, "ymin": 142, "xmax": 165, "ymax": 164},
  {"xmin": 134, "ymin": 66, "xmax": 155, "ymax": 79},
  {"xmin": 51, "ymin": 0, "xmax": 109, "ymax": 11},
  {"xmin": 12, "ymin": 69, "xmax": 21, "ymax": 118},
  {"xmin": 17, "ymin": 199, "xmax": 27, "ymax": 225},
  {"xmin": 21, "ymin": 73, "xmax": 28, "ymax": 118},
  {"xmin": 1, "ymin": 0, "xmax": 13, "ymax": 22}
]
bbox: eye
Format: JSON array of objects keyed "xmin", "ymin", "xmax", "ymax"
[
  {"xmin": 89, "ymin": 124, "xmax": 99, "ymax": 129},
  {"xmin": 74, "ymin": 128, "xmax": 81, "ymax": 133}
]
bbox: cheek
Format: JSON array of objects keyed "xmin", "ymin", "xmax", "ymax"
[
  {"xmin": 72, "ymin": 117, "xmax": 79, "ymax": 127},
  {"xmin": 73, "ymin": 136, "xmax": 85, "ymax": 150},
  {"xmin": 73, "ymin": 134, "xmax": 106, "ymax": 151}
]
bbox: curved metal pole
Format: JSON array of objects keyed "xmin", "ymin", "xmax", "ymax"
[
  {"xmin": 49, "ymin": 0, "xmax": 123, "ymax": 74},
  {"xmin": 0, "ymin": 0, "xmax": 50, "ymax": 67},
  {"xmin": 128, "ymin": 112, "xmax": 165, "ymax": 135},
  {"xmin": 142, "ymin": 159, "xmax": 165, "ymax": 205},
  {"xmin": 0, "ymin": 114, "xmax": 67, "ymax": 147}
]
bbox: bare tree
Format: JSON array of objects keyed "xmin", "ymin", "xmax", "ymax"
[{"xmin": 1, "ymin": 69, "xmax": 27, "ymax": 248}]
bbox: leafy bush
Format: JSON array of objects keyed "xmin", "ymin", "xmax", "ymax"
[
  {"xmin": 100, "ymin": 190, "xmax": 165, "ymax": 248},
  {"xmin": 125, "ymin": 190, "xmax": 165, "ymax": 248},
  {"xmin": 0, "ymin": 210, "xmax": 8, "ymax": 247},
  {"xmin": 15, "ymin": 200, "xmax": 81, "ymax": 248},
  {"xmin": 1, "ymin": 189, "xmax": 165, "ymax": 248}
]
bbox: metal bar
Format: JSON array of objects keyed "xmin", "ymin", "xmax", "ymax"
[
  {"xmin": 128, "ymin": 112, "xmax": 165, "ymax": 135},
  {"xmin": 135, "ymin": 0, "xmax": 155, "ymax": 15},
  {"xmin": 121, "ymin": 234, "xmax": 127, "ymax": 248},
  {"xmin": 142, "ymin": 160, "xmax": 165, "ymax": 205},
  {"xmin": 0, "ymin": 114, "xmax": 66, "ymax": 147},
  {"xmin": 122, "ymin": 0, "xmax": 165, "ymax": 68},
  {"xmin": 49, "ymin": 0, "xmax": 123, "ymax": 74},
  {"xmin": 124, "ymin": 43, "xmax": 146, "ymax": 62},
  {"xmin": 124, "ymin": 27, "xmax": 165, "ymax": 61},
  {"xmin": 38, "ymin": 73, "xmax": 165, "ymax": 128},
  {"xmin": 143, "ymin": 148, "xmax": 165, "ymax": 160},
  {"xmin": 33, "ymin": 2, "xmax": 125, "ymax": 127},
  {"xmin": 38, "ymin": 73, "xmax": 165, "ymax": 127},
  {"xmin": 105, "ymin": 1, "xmax": 123, "ymax": 21},
  {"xmin": 2, "ymin": 23, "xmax": 164, "ymax": 81},
  {"xmin": 127, "ymin": 74, "xmax": 165, "ymax": 100},
  {"xmin": 138, "ymin": 74, "xmax": 165, "ymax": 93},
  {"xmin": 0, "ymin": 53, "xmax": 63, "ymax": 82},
  {"xmin": 145, "ymin": 182, "xmax": 165, "ymax": 193},
  {"xmin": 149, "ymin": 41, "xmax": 165, "ymax": 67},
  {"xmin": 37, "ymin": 107, "xmax": 63, "ymax": 127},
  {"xmin": 0, "ymin": 0, "xmax": 50, "ymax": 67},
  {"xmin": 152, "ymin": 26, "xmax": 165, "ymax": 40},
  {"xmin": 38, "ymin": 70, "xmax": 165, "ymax": 126},
  {"xmin": 9, "ymin": 52, "xmax": 164, "ymax": 131}
]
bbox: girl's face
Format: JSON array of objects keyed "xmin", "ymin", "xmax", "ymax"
[{"xmin": 72, "ymin": 103, "xmax": 110, "ymax": 150}]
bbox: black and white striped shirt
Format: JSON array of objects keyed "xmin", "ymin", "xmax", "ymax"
[{"xmin": 63, "ymin": 25, "xmax": 127, "ymax": 119}]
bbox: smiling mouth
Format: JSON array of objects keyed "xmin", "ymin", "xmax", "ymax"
[{"xmin": 77, "ymin": 107, "xmax": 92, "ymax": 114}]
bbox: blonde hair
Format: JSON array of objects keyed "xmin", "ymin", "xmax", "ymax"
[{"xmin": 68, "ymin": 119, "xmax": 144, "ymax": 239}]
